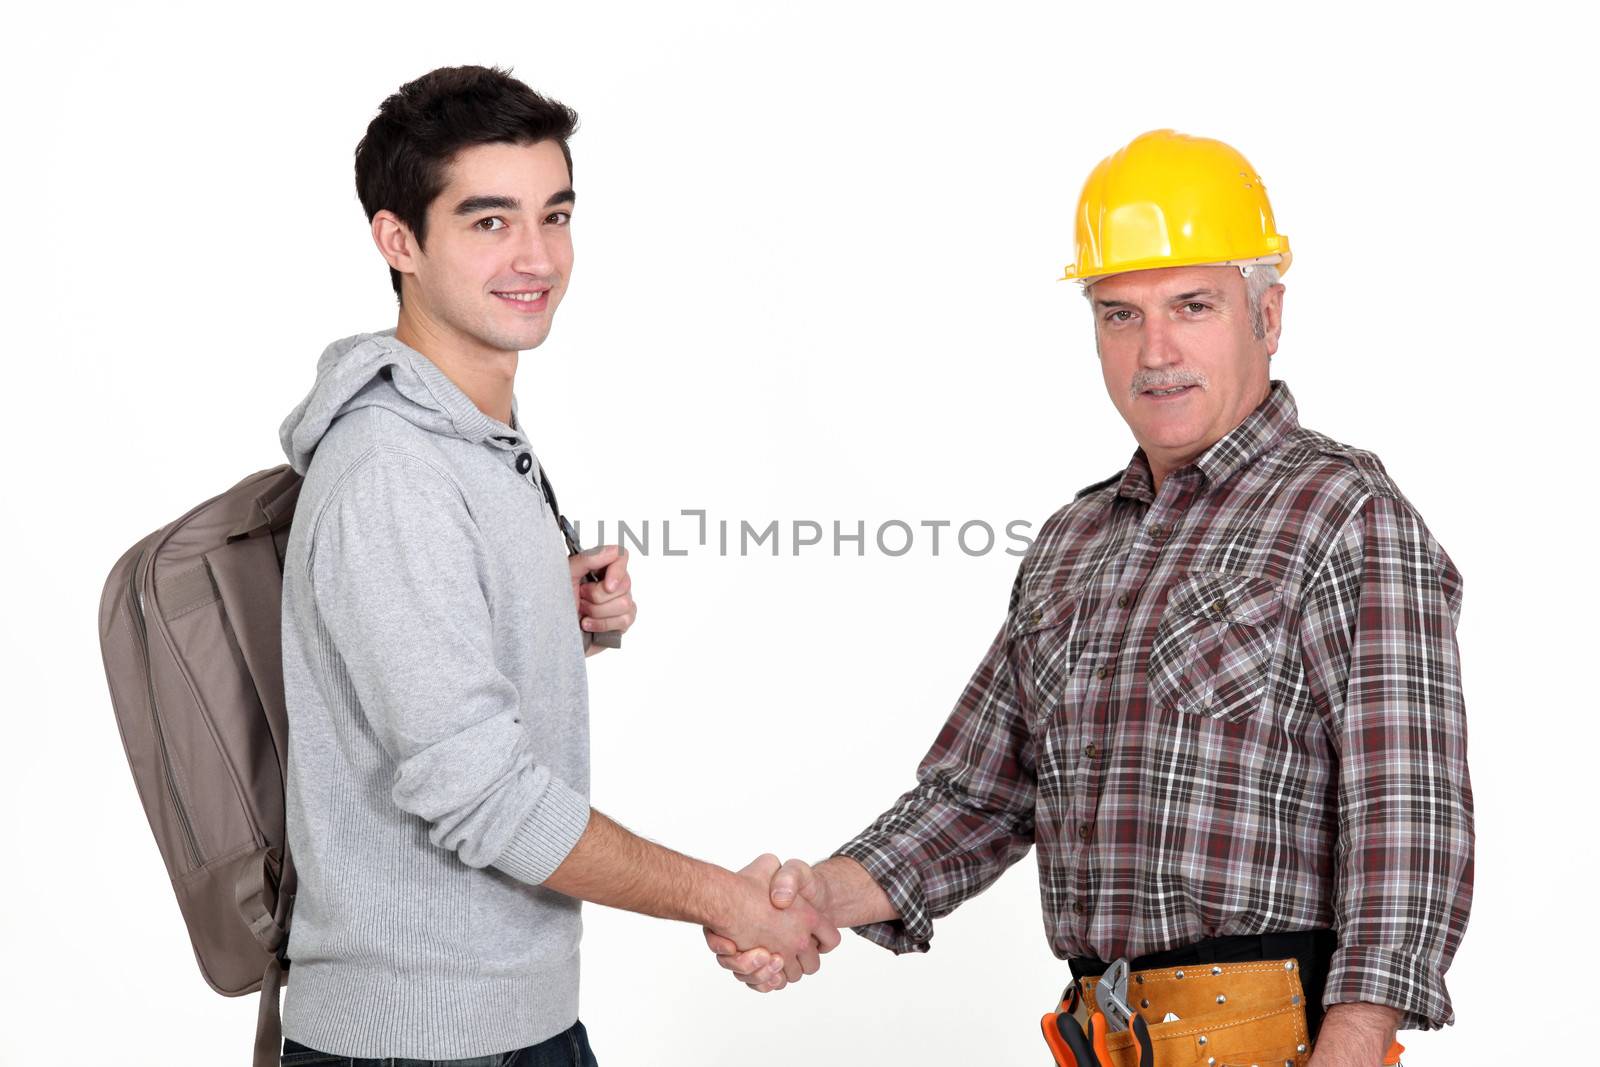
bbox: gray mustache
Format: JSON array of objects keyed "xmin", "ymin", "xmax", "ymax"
[{"xmin": 1129, "ymin": 371, "xmax": 1208, "ymax": 399}]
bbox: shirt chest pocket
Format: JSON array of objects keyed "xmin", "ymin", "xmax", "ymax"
[
  {"xmin": 1147, "ymin": 572, "xmax": 1283, "ymax": 723},
  {"xmin": 1009, "ymin": 589, "xmax": 1082, "ymax": 729}
]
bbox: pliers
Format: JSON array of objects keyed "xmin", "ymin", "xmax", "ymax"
[{"xmin": 1041, "ymin": 1003, "xmax": 1155, "ymax": 1067}]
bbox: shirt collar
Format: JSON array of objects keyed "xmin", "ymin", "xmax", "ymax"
[{"xmin": 1114, "ymin": 380, "xmax": 1300, "ymax": 501}]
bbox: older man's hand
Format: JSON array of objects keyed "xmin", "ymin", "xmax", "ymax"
[
  {"xmin": 700, "ymin": 855, "xmax": 840, "ymax": 990},
  {"xmin": 568, "ymin": 545, "xmax": 635, "ymax": 654},
  {"xmin": 704, "ymin": 857, "xmax": 834, "ymax": 992}
]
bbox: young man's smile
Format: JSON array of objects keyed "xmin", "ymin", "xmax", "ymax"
[{"xmin": 491, "ymin": 287, "xmax": 552, "ymax": 311}]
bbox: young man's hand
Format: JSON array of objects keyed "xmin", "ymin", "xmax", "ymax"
[
  {"xmin": 703, "ymin": 855, "xmax": 841, "ymax": 987},
  {"xmin": 704, "ymin": 857, "xmax": 842, "ymax": 992},
  {"xmin": 705, "ymin": 855, "xmax": 898, "ymax": 991},
  {"xmin": 569, "ymin": 545, "xmax": 635, "ymax": 653}
]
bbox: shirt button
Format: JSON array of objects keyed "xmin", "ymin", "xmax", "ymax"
[
  {"xmin": 515, "ymin": 452, "xmax": 534, "ymax": 475},
  {"xmin": 1028, "ymin": 610, "xmax": 1042, "ymax": 626},
  {"xmin": 1083, "ymin": 743, "xmax": 1099, "ymax": 759},
  {"xmin": 1072, "ymin": 901, "xmax": 1085, "ymax": 916},
  {"xmin": 1211, "ymin": 599, "xmax": 1227, "ymax": 615},
  {"xmin": 1078, "ymin": 824, "xmax": 1092, "ymax": 841},
  {"xmin": 1150, "ymin": 524, "xmax": 1167, "ymax": 540},
  {"xmin": 1116, "ymin": 594, "xmax": 1129, "ymax": 608},
  {"xmin": 1096, "ymin": 665, "xmax": 1113, "ymax": 679}
]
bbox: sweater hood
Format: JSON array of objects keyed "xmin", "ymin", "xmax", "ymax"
[{"xmin": 279, "ymin": 329, "xmax": 521, "ymax": 475}]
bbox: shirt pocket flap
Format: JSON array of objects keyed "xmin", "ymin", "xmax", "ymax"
[
  {"xmin": 1011, "ymin": 588, "xmax": 1078, "ymax": 639},
  {"xmin": 1151, "ymin": 572, "xmax": 1284, "ymax": 722},
  {"xmin": 1164, "ymin": 572, "xmax": 1282, "ymax": 627},
  {"xmin": 1009, "ymin": 587, "xmax": 1084, "ymax": 730}
]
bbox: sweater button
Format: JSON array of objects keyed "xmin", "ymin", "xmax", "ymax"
[{"xmin": 515, "ymin": 452, "xmax": 533, "ymax": 474}]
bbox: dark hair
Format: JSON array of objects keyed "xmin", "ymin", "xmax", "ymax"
[{"xmin": 354, "ymin": 65, "xmax": 579, "ymax": 302}]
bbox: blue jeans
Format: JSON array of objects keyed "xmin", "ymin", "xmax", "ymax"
[{"xmin": 281, "ymin": 1020, "xmax": 598, "ymax": 1067}]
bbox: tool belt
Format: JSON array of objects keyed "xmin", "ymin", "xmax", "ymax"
[
  {"xmin": 1070, "ymin": 930, "xmax": 1338, "ymax": 1040},
  {"xmin": 1044, "ymin": 957, "xmax": 1314, "ymax": 1067},
  {"xmin": 1041, "ymin": 931, "xmax": 1407, "ymax": 1066},
  {"xmin": 1042, "ymin": 930, "xmax": 1372, "ymax": 1067}
]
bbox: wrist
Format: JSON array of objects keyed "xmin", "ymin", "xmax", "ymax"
[
  {"xmin": 695, "ymin": 862, "xmax": 757, "ymax": 933},
  {"xmin": 1323, "ymin": 1002, "xmax": 1402, "ymax": 1030},
  {"xmin": 808, "ymin": 857, "xmax": 847, "ymax": 913},
  {"xmin": 1312, "ymin": 1003, "xmax": 1402, "ymax": 1065},
  {"xmin": 814, "ymin": 855, "xmax": 895, "ymax": 926}
]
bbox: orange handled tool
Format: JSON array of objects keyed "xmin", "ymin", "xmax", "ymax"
[
  {"xmin": 1090, "ymin": 1012, "xmax": 1113, "ymax": 1066},
  {"xmin": 1040, "ymin": 1011, "xmax": 1100, "ymax": 1067},
  {"xmin": 1041, "ymin": 985, "xmax": 1153, "ymax": 1067}
]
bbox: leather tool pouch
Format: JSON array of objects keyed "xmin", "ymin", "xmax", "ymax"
[{"xmin": 1068, "ymin": 958, "xmax": 1312, "ymax": 1066}]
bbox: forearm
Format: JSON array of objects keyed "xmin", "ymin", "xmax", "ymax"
[
  {"xmin": 543, "ymin": 808, "xmax": 744, "ymax": 927},
  {"xmin": 813, "ymin": 856, "xmax": 899, "ymax": 927},
  {"xmin": 1309, "ymin": 1003, "xmax": 1402, "ymax": 1066},
  {"xmin": 832, "ymin": 779, "xmax": 1032, "ymax": 954}
]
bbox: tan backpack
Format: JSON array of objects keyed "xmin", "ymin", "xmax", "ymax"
[{"xmin": 98, "ymin": 464, "xmax": 302, "ymax": 1067}]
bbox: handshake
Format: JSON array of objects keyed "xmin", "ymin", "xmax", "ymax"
[{"xmin": 701, "ymin": 854, "xmax": 846, "ymax": 993}]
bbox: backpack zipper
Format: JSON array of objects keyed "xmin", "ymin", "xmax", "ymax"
[{"xmin": 127, "ymin": 547, "xmax": 204, "ymax": 869}]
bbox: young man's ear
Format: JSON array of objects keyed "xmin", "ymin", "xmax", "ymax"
[{"xmin": 372, "ymin": 210, "xmax": 420, "ymax": 277}]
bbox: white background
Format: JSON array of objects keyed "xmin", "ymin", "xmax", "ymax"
[{"xmin": 1, "ymin": 2, "xmax": 1592, "ymax": 1064}]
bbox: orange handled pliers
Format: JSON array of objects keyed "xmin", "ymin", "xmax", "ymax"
[{"xmin": 1041, "ymin": 1000, "xmax": 1154, "ymax": 1067}]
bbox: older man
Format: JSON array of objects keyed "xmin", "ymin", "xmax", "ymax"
[{"xmin": 708, "ymin": 131, "xmax": 1473, "ymax": 1067}]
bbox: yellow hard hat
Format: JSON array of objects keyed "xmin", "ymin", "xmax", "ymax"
[{"xmin": 1062, "ymin": 129, "xmax": 1290, "ymax": 285}]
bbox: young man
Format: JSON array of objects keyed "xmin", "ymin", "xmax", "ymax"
[{"xmin": 276, "ymin": 66, "xmax": 838, "ymax": 1066}]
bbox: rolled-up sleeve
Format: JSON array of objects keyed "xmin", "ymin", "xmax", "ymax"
[
  {"xmin": 835, "ymin": 578, "xmax": 1038, "ymax": 953},
  {"xmin": 1298, "ymin": 493, "xmax": 1474, "ymax": 1029},
  {"xmin": 310, "ymin": 447, "xmax": 591, "ymax": 886}
]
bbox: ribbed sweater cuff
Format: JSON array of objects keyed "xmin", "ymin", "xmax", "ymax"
[{"xmin": 492, "ymin": 779, "xmax": 591, "ymax": 886}]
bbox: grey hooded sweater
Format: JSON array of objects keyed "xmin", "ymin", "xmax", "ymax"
[{"xmin": 277, "ymin": 330, "xmax": 592, "ymax": 1058}]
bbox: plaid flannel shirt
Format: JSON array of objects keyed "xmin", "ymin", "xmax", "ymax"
[{"xmin": 836, "ymin": 381, "xmax": 1473, "ymax": 1030}]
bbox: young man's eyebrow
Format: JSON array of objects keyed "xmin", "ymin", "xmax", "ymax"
[
  {"xmin": 453, "ymin": 195, "xmax": 521, "ymax": 216},
  {"xmin": 452, "ymin": 191, "xmax": 575, "ymax": 217}
]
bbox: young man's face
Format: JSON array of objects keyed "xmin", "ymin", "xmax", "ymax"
[
  {"xmin": 401, "ymin": 139, "xmax": 575, "ymax": 356},
  {"xmin": 1090, "ymin": 264, "xmax": 1282, "ymax": 480}
]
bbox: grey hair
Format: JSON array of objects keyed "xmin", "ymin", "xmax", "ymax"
[
  {"xmin": 1242, "ymin": 264, "xmax": 1281, "ymax": 339},
  {"xmin": 1081, "ymin": 263, "xmax": 1282, "ymax": 339}
]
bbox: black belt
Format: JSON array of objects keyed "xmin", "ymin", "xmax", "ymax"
[{"xmin": 1069, "ymin": 929, "xmax": 1338, "ymax": 1040}]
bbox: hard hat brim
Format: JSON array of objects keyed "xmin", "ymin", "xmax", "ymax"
[{"xmin": 1064, "ymin": 249, "xmax": 1291, "ymax": 287}]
